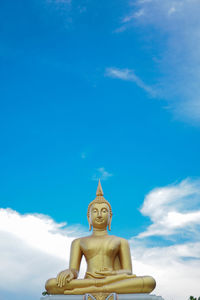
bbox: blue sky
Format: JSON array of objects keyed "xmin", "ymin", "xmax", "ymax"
[{"xmin": 0, "ymin": 1, "xmax": 200, "ymax": 300}]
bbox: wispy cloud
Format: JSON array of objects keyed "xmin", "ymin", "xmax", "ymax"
[
  {"xmin": 81, "ymin": 152, "xmax": 86, "ymax": 159},
  {"xmin": 92, "ymin": 167, "xmax": 113, "ymax": 181},
  {"xmin": 46, "ymin": 0, "xmax": 71, "ymax": 4},
  {"xmin": 105, "ymin": 67, "xmax": 156, "ymax": 97},
  {"xmin": 116, "ymin": 0, "xmax": 200, "ymax": 124},
  {"xmin": 44, "ymin": 0, "xmax": 88, "ymax": 30}
]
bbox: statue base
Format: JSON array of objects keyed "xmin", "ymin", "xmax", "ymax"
[{"xmin": 41, "ymin": 294, "xmax": 164, "ymax": 300}]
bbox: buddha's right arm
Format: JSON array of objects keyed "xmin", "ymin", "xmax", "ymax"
[
  {"xmin": 56, "ymin": 239, "xmax": 82, "ymax": 287},
  {"xmin": 69, "ymin": 238, "xmax": 83, "ymax": 276}
]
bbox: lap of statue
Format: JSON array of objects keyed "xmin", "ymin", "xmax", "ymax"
[{"xmin": 46, "ymin": 273, "xmax": 156, "ymax": 294}]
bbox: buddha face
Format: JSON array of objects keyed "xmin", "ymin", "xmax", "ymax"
[{"xmin": 90, "ymin": 203, "xmax": 110, "ymax": 229}]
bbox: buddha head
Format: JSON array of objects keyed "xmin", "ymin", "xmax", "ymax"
[{"xmin": 87, "ymin": 180, "xmax": 113, "ymax": 231}]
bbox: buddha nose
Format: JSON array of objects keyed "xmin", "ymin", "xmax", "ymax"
[{"xmin": 97, "ymin": 211, "xmax": 102, "ymax": 217}]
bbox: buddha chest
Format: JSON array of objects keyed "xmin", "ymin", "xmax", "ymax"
[{"xmin": 80, "ymin": 236, "xmax": 120, "ymax": 260}]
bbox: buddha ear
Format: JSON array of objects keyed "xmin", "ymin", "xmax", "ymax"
[
  {"xmin": 108, "ymin": 216, "xmax": 112, "ymax": 231},
  {"xmin": 87, "ymin": 215, "xmax": 92, "ymax": 231}
]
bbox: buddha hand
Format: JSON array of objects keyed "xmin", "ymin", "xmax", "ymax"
[
  {"xmin": 95, "ymin": 268, "xmax": 117, "ymax": 276},
  {"xmin": 56, "ymin": 269, "xmax": 77, "ymax": 287}
]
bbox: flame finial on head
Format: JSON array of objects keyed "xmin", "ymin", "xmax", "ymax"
[{"xmin": 96, "ymin": 179, "xmax": 104, "ymax": 197}]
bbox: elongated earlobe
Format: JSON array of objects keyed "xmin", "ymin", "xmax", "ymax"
[
  {"xmin": 87, "ymin": 215, "xmax": 92, "ymax": 231},
  {"xmin": 108, "ymin": 217, "xmax": 112, "ymax": 231}
]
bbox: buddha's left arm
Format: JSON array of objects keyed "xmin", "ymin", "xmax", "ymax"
[{"xmin": 118, "ymin": 238, "xmax": 132, "ymax": 275}]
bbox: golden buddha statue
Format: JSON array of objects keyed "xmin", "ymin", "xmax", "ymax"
[{"xmin": 45, "ymin": 181, "xmax": 156, "ymax": 295}]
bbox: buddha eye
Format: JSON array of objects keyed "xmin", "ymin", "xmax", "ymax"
[{"xmin": 93, "ymin": 209, "xmax": 97, "ymax": 213}]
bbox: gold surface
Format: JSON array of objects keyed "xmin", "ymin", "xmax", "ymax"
[{"xmin": 45, "ymin": 180, "xmax": 156, "ymax": 295}]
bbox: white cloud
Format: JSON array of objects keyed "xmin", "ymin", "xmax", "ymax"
[
  {"xmin": 1, "ymin": 178, "xmax": 200, "ymax": 300},
  {"xmin": 92, "ymin": 167, "xmax": 113, "ymax": 181},
  {"xmin": 0, "ymin": 209, "xmax": 86, "ymax": 300},
  {"xmin": 116, "ymin": 0, "xmax": 200, "ymax": 124},
  {"xmin": 105, "ymin": 67, "xmax": 156, "ymax": 97},
  {"xmin": 138, "ymin": 178, "xmax": 200, "ymax": 238},
  {"xmin": 131, "ymin": 178, "xmax": 200, "ymax": 299},
  {"xmin": 130, "ymin": 240, "xmax": 200, "ymax": 300}
]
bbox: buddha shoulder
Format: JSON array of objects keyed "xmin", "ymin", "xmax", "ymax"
[
  {"xmin": 72, "ymin": 235, "xmax": 129, "ymax": 246},
  {"xmin": 108, "ymin": 235, "xmax": 129, "ymax": 244}
]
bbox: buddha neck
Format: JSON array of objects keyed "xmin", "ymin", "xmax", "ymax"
[{"xmin": 92, "ymin": 228, "xmax": 108, "ymax": 236}]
